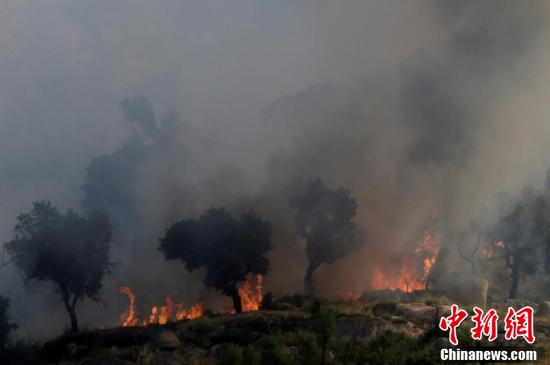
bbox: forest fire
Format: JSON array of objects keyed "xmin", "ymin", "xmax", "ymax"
[
  {"xmin": 371, "ymin": 226, "xmax": 440, "ymax": 292},
  {"xmin": 119, "ymin": 287, "xmax": 203, "ymax": 327},
  {"xmin": 238, "ymin": 274, "xmax": 263, "ymax": 312},
  {"xmin": 480, "ymin": 240, "xmax": 505, "ymax": 260},
  {"xmin": 119, "ymin": 275, "xmax": 263, "ymax": 327}
]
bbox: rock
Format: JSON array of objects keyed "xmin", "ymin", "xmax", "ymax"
[
  {"xmin": 80, "ymin": 354, "xmax": 136, "ymax": 365},
  {"xmin": 336, "ymin": 314, "xmax": 422, "ymax": 340},
  {"xmin": 209, "ymin": 327, "xmax": 260, "ymax": 345},
  {"xmin": 149, "ymin": 329, "xmax": 180, "ymax": 351},
  {"xmin": 208, "ymin": 343, "xmax": 231, "ymax": 357},
  {"xmin": 372, "ymin": 302, "xmax": 398, "ymax": 317},
  {"xmin": 395, "ymin": 303, "xmax": 451, "ymax": 327},
  {"xmin": 504, "ymin": 299, "xmax": 538, "ymax": 310},
  {"xmin": 432, "ymin": 337, "xmax": 451, "ymax": 349}
]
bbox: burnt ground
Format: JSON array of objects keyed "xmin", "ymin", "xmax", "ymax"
[{"xmin": 4, "ymin": 293, "xmax": 550, "ymax": 365}]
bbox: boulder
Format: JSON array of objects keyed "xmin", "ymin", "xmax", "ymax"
[
  {"xmin": 336, "ymin": 314, "xmax": 422, "ymax": 340},
  {"xmin": 395, "ymin": 303, "xmax": 451, "ymax": 327},
  {"xmin": 149, "ymin": 329, "xmax": 180, "ymax": 351}
]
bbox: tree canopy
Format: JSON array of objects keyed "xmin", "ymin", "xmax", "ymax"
[
  {"xmin": 159, "ymin": 208, "xmax": 272, "ymax": 312},
  {"xmin": 291, "ymin": 178, "xmax": 361, "ymax": 296},
  {"xmin": 5, "ymin": 201, "xmax": 113, "ymax": 332},
  {"xmin": 491, "ymin": 188, "xmax": 546, "ymax": 298}
]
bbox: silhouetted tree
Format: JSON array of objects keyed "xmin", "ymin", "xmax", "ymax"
[
  {"xmin": 81, "ymin": 138, "xmax": 147, "ymax": 231},
  {"xmin": 0, "ymin": 295, "xmax": 16, "ymax": 353},
  {"xmin": 491, "ymin": 189, "xmax": 544, "ymax": 299},
  {"xmin": 291, "ymin": 178, "xmax": 361, "ymax": 296},
  {"xmin": 159, "ymin": 208, "xmax": 272, "ymax": 313},
  {"xmin": 81, "ymin": 96, "xmax": 185, "ymax": 240},
  {"xmin": 5, "ymin": 201, "xmax": 113, "ymax": 332}
]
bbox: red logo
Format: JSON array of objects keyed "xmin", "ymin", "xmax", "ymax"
[
  {"xmin": 439, "ymin": 304, "xmax": 468, "ymax": 345},
  {"xmin": 439, "ymin": 305, "xmax": 535, "ymax": 346},
  {"xmin": 471, "ymin": 307, "xmax": 499, "ymax": 342},
  {"xmin": 504, "ymin": 306, "xmax": 535, "ymax": 344}
]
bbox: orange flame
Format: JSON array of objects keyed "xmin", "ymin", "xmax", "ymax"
[
  {"xmin": 120, "ymin": 286, "xmax": 138, "ymax": 327},
  {"xmin": 480, "ymin": 241, "xmax": 505, "ymax": 260},
  {"xmin": 119, "ymin": 287, "xmax": 204, "ymax": 327},
  {"xmin": 238, "ymin": 274, "xmax": 263, "ymax": 311},
  {"xmin": 371, "ymin": 226, "xmax": 440, "ymax": 292}
]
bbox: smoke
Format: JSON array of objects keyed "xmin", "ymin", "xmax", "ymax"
[{"xmin": 1, "ymin": 0, "xmax": 550, "ymax": 339}]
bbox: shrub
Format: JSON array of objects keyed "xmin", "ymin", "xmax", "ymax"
[
  {"xmin": 219, "ymin": 344, "xmax": 243, "ymax": 365},
  {"xmin": 257, "ymin": 335, "xmax": 293, "ymax": 365}
]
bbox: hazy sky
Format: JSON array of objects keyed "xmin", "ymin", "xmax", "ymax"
[{"xmin": 1, "ymin": 1, "xmax": 549, "ymax": 338}]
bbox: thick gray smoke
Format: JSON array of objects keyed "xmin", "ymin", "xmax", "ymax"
[{"xmin": 1, "ymin": 1, "xmax": 549, "ymax": 339}]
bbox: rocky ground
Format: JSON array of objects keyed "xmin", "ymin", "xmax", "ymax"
[{"xmin": 5, "ymin": 293, "xmax": 550, "ymax": 364}]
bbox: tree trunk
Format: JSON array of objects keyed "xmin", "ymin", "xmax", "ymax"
[
  {"xmin": 61, "ymin": 290, "xmax": 79, "ymax": 333},
  {"xmin": 509, "ymin": 261, "xmax": 520, "ymax": 299},
  {"xmin": 304, "ymin": 261, "xmax": 320, "ymax": 297},
  {"xmin": 230, "ymin": 287, "xmax": 243, "ymax": 313},
  {"xmin": 67, "ymin": 306, "xmax": 79, "ymax": 333}
]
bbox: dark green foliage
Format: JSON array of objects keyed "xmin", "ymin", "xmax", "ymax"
[
  {"xmin": 363, "ymin": 331, "xmax": 441, "ymax": 365},
  {"xmin": 4, "ymin": 201, "xmax": 113, "ymax": 332},
  {"xmin": 159, "ymin": 208, "xmax": 272, "ymax": 312},
  {"xmin": 491, "ymin": 187, "xmax": 548, "ymax": 298},
  {"xmin": 286, "ymin": 331, "xmax": 322, "ymax": 365},
  {"xmin": 257, "ymin": 335, "xmax": 293, "ymax": 365},
  {"xmin": 291, "ymin": 178, "xmax": 361, "ymax": 295},
  {"xmin": 311, "ymin": 307, "xmax": 338, "ymax": 365},
  {"xmin": 242, "ymin": 345, "xmax": 262, "ymax": 365},
  {"xmin": 181, "ymin": 317, "xmax": 216, "ymax": 348},
  {"xmin": 0, "ymin": 296, "xmax": 16, "ymax": 351},
  {"xmin": 219, "ymin": 344, "xmax": 243, "ymax": 365}
]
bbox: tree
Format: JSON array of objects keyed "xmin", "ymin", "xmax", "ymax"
[
  {"xmin": 0, "ymin": 295, "xmax": 16, "ymax": 352},
  {"xmin": 291, "ymin": 178, "xmax": 361, "ymax": 296},
  {"xmin": 159, "ymin": 208, "xmax": 272, "ymax": 313},
  {"xmin": 5, "ymin": 201, "xmax": 113, "ymax": 332},
  {"xmin": 491, "ymin": 189, "xmax": 544, "ymax": 299},
  {"xmin": 81, "ymin": 96, "xmax": 185, "ymax": 239}
]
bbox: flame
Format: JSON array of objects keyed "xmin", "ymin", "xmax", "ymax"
[
  {"xmin": 120, "ymin": 286, "xmax": 138, "ymax": 327},
  {"xmin": 371, "ymin": 225, "xmax": 440, "ymax": 292},
  {"xmin": 119, "ymin": 287, "xmax": 204, "ymax": 327},
  {"xmin": 238, "ymin": 274, "xmax": 263, "ymax": 311},
  {"xmin": 480, "ymin": 241, "xmax": 506, "ymax": 260},
  {"xmin": 119, "ymin": 276, "xmax": 262, "ymax": 326}
]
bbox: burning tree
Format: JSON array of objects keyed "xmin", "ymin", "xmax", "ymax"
[
  {"xmin": 491, "ymin": 189, "xmax": 546, "ymax": 299},
  {"xmin": 4, "ymin": 201, "xmax": 113, "ymax": 332},
  {"xmin": 291, "ymin": 178, "xmax": 361, "ymax": 296},
  {"xmin": 159, "ymin": 208, "xmax": 272, "ymax": 313}
]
